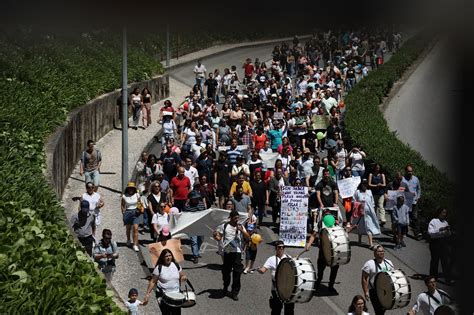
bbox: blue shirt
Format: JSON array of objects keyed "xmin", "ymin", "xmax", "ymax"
[
  {"xmin": 402, "ymin": 175, "xmax": 421, "ymax": 204},
  {"xmin": 268, "ymin": 129, "xmax": 283, "ymax": 150}
]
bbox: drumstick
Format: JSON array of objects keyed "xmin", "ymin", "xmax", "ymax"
[{"xmin": 296, "ymin": 248, "xmax": 308, "ymax": 259}]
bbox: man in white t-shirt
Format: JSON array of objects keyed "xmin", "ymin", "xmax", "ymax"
[
  {"xmin": 81, "ymin": 182, "xmax": 104, "ymax": 226},
  {"xmin": 193, "ymin": 60, "xmax": 207, "ymax": 93},
  {"xmin": 361, "ymin": 245, "xmax": 395, "ymax": 315},
  {"xmin": 184, "ymin": 157, "xmax": 199, "ymax": 189},
  {"xmin": 258, "ymin": 240, "xmax": 294, "ymax": 314},
  {"xmin": 213, "ymin": 210, "xmax": 249, "ymax": 301}
]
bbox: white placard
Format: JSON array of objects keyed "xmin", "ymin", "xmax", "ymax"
[
  {"xmin": 217, "ymin": 145, "xmax": 248, "ymax": 152},
  {"xmin": 337, "ymin": 176, "xmax": 361, "ymax": 199},
  {"xmin": 280, "ymin": 186, "xmax": 308, "ymax": 247},
  {"xmin": 384, "ymin": 190, "xmax": 415, "ymax": 210},
  {"xmin": 259, "ymin": 152, "xmax": 279, "ymax": 169},
  {"xmin": 274, "ymin": 112, "xmax": 284, "ymax": 120}
]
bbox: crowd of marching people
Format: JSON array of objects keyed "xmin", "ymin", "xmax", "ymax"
[{"xmin": 70, "ymin": 27, "xmax": 459, "ymax": 314}]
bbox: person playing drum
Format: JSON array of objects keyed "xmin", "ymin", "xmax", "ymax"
[
  {"xmin": 258, "ymin": 240, "xmax": 295, "ymax": 315},
  {"xmin": 144, "ymin": 249, "xmax": 187, "ymax": 315},
  {"xmin": 304, "ymin": 207, "xmax": 346, "ymax": 295},
  {"xmin": 361, "ymin": 245, "xmax": 394, "ymax": 315},
  {"xmin": 408, "ymin": 276, "xmax": 455, "ymax": 315}
]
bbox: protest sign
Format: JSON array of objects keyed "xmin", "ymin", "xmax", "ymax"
[
  {"xmin": 311, "ymin": 115, "xmax": 330, "ymax": 130},
  {"xmin": 148, "ymin": 239, "xmax": 184, "ymax": 266},
  {"xmin": 274, "ymin": 112, "xmax": 284, "ymax": 120},
  {"xmin": 384, "ymin": 190, "xmax": 415, "ymax": 209},
  {"xmin": 280, "ymin": 186, "xmax": 308, "ymax": 247},
  {"xmin": 337, "ymin": 176, "xmax": 361, "ymax": 199},
  {"xmin": 259, "ymin": 152, "xmax": 279, "ymax": 169}
]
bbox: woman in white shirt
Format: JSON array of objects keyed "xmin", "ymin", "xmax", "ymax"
[
  {"xmin": 121, "ymin": 182, "xmax": 141, "ymax": 252},
  {"xmin": 144, "ymin": 249, "xmax": 187, "ymax": 315},
  {"xmin": 349, "ymin": 145, "xmax": 366, "ymax": 178},
  {"xmin": 347, "ymin": 295, "xmax": 369, "ymax": 315}
]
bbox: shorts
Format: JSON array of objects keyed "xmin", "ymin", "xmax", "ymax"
[
  {"xmin": 246, "ymin": 247, "xmax": 257, "ymax": 261},
  {"xmin": 396, "ymin": 224, "xmax": 408, "ymax": 235},
  {"xmin": 123, "ymin": 209, "xmax": 141, "ymax": 225}
]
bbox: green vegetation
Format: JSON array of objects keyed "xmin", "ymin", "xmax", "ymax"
[
  {"xmin": 344, "ymin": 31, "xmax": 455, "ymax": 224},
  {"xmin": 0, "ymin": 28, "xmax": 297, "ymax": 313}
]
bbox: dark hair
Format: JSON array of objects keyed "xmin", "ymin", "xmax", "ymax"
[
  {"xmin": 424, "ymin": 275, "xmax": 437, "ymax": 285},
  {"xmin": 87, "ymin": 140, "xmax": 94, "ymax": 146},
  {"xmin": 229, "ymin": 210, "xmax": 239, "ymax": 218},
  {"xmin": 102, "ymin": 229, "xmax": 112, "ymax": 238},
  {"xmin": 128, "ymin": 288, "xmax": 138, "ymax": 297},
  {"xmin": 157, "ymin": 249, "xmax": 175, "ymax": 266},
  {"xmin": 348, "ymin": 295, "xmax": 368, "ymax": 312}
]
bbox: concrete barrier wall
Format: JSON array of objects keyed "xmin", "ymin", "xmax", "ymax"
[{"xmin": 45, "ymin": 75, "xmax": 169, "ymax": 198}]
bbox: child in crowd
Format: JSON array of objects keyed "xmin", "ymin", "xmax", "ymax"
[
  {"xmin": 391, "ymin": 195, "xmax": 410, "ymax": 250},
  {"xmin": 125, "ymin": 288, "xmax": 147, "ymax": 315},
  {"xmin": 243, "ymin": 212, "xmax": 260, "ymax": 274}
]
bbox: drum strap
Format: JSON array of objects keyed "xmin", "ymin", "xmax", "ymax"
[{"xmin": 425, "ymin": 290, "xmax": 451, "ymax": 306}]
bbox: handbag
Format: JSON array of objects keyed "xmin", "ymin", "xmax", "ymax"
[{"xmin": 136, "ymin": 194, "xmax": 145, "ymax": 214}]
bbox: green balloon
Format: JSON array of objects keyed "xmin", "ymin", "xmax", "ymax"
[
  {"xmin": 323, "ymin": 214, "xmax": 335, "ymax": 227},
  {"xmin": 317, "ymin": 132, "xmax": 325, "ymax": 140}
]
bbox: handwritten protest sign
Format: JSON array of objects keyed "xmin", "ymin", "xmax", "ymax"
[
  {"xmin": 280, "ymin": 186, "xmax": 308, "ymax": 247},
  {"xmin": 337, "ymin": 176, "xmax": 361, "ymax": 199},
  {"xmin": 311, "ymin": 115, "xmax": 330, "ymax": 130}
]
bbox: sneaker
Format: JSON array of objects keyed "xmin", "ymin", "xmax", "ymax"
[
  {"xmin": 249, "ymin": 270, "xmax": 254, "ymax": 274},
  {"xmin": 222, "ymin": 288, "xmax": 229, "ymax": 297},
  {"xmin": 193, "ymin": 256, "xmax": 199, "ymax": 264},
  {"xmin": 133, "ymin": 245, "xmax": 140, "ymax": 252},
  {"xmin": 243, "ymin": 270, "xmax": 248, "ymax": 274},
  {"xmin": 394, "ymin": 244, "xmax": 401, "ymax": 250},
  {"xmin": 127, "ymin": 240, "xmax": 132, "ymax": 247},
  {"xmin": 400, "ymin": 240, "xmax": 407, "ymax": 247}
]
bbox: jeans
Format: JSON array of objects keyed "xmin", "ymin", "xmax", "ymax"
[
  {"xmin": 190, "ymin": 235, "xmax": 203, "ymax": 257},
  {"xmin": 196, "ymin": 77, "xmax": 204, "ymax": 93},
  {"xmin": 84, "ymin": 169, "xmax": 100, "ymax": 187},
  {"xmin": 351, "ymin": 169, "xmax": 365, "ymax": 178}
]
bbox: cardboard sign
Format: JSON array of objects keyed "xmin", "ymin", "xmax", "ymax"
[
  {"xmin": 148, "ymin": 239, "xmax": 184, "ymax": 266},
  {"xmin": 311, "ymin": 115, "xmax": 330, "ymax": 130}
]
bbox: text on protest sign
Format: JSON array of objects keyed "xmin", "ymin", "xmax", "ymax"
[{"xmin": 280, "ymin": 186, "xmax": 308, "ymax": 247}]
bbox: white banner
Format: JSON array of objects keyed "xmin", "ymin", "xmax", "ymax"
[
  {"xmin": 259, "ymin": 152, "xmax": 279, "ymax": 169},
  {"xmin": 280, "ymin": 186, "xmax": 308, "ymax": 247},
  {"xmin": 337, "ymin": 176, "xmax": 361, "ymax": 199},
  {"xmin": 168, "ymin": 207, "xmax": 247, "ymax": 239},
  {"xmin": 384, "ymin": 190, "xmax": 415, "ymax": 210}
]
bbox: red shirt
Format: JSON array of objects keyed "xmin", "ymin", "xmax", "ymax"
[
  {"xmin": 244, "ymin": 63, "xmax": 254, "ymax": 77},
  {"xmin": 170, "ymin": 176, "xmax": 191, "ymax": 200},
  {"xmin": 253, "ymin": 133, "xmax": 268, "ymax": 151}
]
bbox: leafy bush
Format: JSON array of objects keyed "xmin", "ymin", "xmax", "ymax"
[
  {"xmin": 0, "ymin": 27, "xmax": 301, "ymax": 313},
  {"xmin": 344, "ymin": 31, "xmax": 455, "ymax": 224}
]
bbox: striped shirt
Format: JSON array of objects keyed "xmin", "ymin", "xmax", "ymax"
[{"xmin": 227, "ymin": 148, "xmax": 242, "ymax": 166}]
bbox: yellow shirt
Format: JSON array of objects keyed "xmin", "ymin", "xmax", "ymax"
[{"xmin": 229, "ymin": 181, "xmax": 253, "ymax": 197}]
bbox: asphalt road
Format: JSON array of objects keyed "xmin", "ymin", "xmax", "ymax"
[
  {"xmin": 383, "ymin": 38, "xmax": 457, "ymax": 181},
  {"xmin": 139, "ymin": 43, "xmax": 456, "ymax": 314}
]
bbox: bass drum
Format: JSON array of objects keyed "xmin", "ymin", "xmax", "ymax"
[
  {"xmin": 320, "ymin": 226, "xmax": 351, "ymax": 266},
  {"xmin": 375, "ymin": 269, "xmax": 411, "ymax": 310},
  {"xmin": 275, "ymin": 257, "xmax": 317, "ymax": 304},
  {"xmin": 162, "ymin": 292, "xmax": 185, "ymax": 307},
  {"xmin": 434, "ymin": 305, "xmax": 458, "ymax": 315}
]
